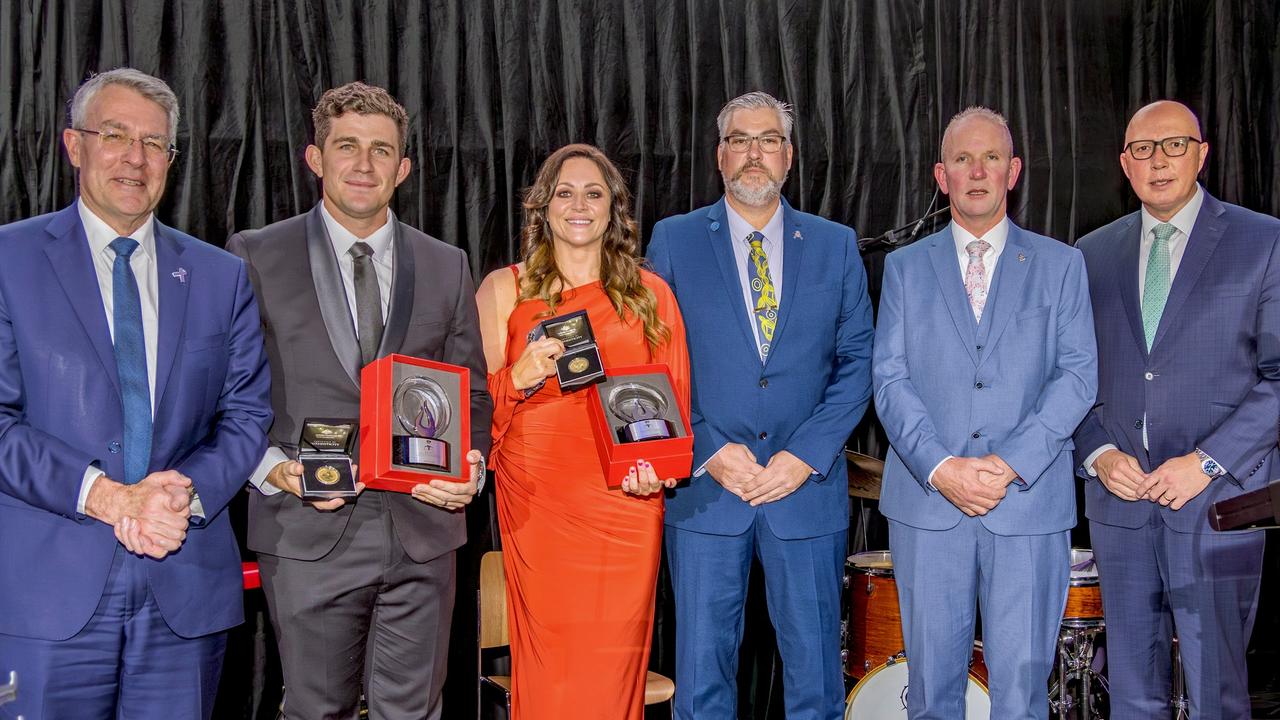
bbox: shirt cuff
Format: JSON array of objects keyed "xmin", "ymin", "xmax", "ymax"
[
  {"xmin": 78, "ymin": 464, "xmax": 104, "ymax": 516},
  {"xmin": 1083, "ymin": 444, "xmax": 1118, "ymax": 477},
  {"xmin": 249, "ymin": 446, "xmax": 289, "ymax": 496},
  {"xmin": 692, "ymin": 443, "xmax": 728, "ymax": 478},
  {"xmin": 926, "ymin": 456, "xmax": 953, "ymax": 492}
]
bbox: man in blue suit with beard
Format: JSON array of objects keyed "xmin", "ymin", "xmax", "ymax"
[
  {"xmin": 0, "ymin": 68, "xmax": 271, "ymax": 720},
  {"xmin": 647, "ymin": 91, "xmax": 874, "ymax": 720},
  {"xmin": 873, "ymin": 107, "xmax": 1097, "ymax": 719},
  {"xmin": 1074, "ymin": 100, "xmax": 1280, "ymax": 720}
]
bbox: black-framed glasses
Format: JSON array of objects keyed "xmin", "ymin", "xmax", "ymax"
[
  {"xmin": 75, "ymin": 128, "xmax": 179, "ymax": 162},
  {"xmin": 721, "ymin": 134, "xmax": 788, "ymax": 153},
  {"xmin": 1123, "ymin": 136, "xmax": 1202, "ymax": 160}
]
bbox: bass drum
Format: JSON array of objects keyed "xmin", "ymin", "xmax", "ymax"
[{"xmin": 845, "ymin": 654, "xmax": 990, "ymax": 719}]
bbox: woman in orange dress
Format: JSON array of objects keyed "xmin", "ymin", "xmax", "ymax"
[{"xmin": 475, "ymin": 144, "xmax": 690, "ymax": 719}]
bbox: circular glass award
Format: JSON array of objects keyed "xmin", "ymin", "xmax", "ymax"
[
  {"xmin": 391, "ymin": 376, "xmax": 452, "ymax": 471},
  {"xmin": 607, "ymin": 382, "xmax": 676, "ymax": 443}
]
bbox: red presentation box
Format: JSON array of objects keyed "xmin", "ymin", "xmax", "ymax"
[
  {"xmin": 360, "ymin": 353, "xmax": 471, "ymax": 491},
  {"xmin": 586, "ymin": 363, "xmax": 693, "ymax": 488}
]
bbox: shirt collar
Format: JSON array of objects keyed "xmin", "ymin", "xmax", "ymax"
[
  {"xmin": 950, "ymin": 216, "xmax": 1009, "ymax": 257},
  {"xmin": 319, "ymin": 202, "xmax": 396, "ymax": 261},
  {"xmin": 723, "ymin": 198, "xmax": 785, "ymax": 250},
  {"xmin": 1140, "ymin": 183, "xmax": 1204, "ymax": 241},
  {"xmin": 77, "ymin": 198, "xmax": 156, "ymax": 260}
]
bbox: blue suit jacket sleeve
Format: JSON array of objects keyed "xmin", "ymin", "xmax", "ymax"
[
  {"xmin": 0, "ymin": 291, "xmax": 99, "ymax": 519},
  {"xmin": 993, "ymin": 250, "xmax": 1098, "ymax": 487},
  {"xmin": 872, "ymin": 251, "xmax": 955, "ymax": 489},
  {"xmin": 782, "ymin": 227, "xmax": 874, "ymax": 478},
  {"xmin": 646, "ymin": 221, "xmax": 729, "ymax": 469},
  {"xmin": 1197, "ymin": 222, "xmax": 1280, "ymax": 483},
  {"xmin": 173, "ymin": 259, "xmax": 273, "ymax": 523}
]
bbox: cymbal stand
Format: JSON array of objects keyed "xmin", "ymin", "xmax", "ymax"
[
  {"xmin": 1171, "ymin": 636, "xmax": 1189, "ymax": 720},
  {"xmin": 1049, "ymin": 625, "xmax": 1106, "ymax": 720}
]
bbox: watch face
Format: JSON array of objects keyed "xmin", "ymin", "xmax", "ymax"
[{"xmin": 1202, "ymin": 458, "xmax": 1221, "ymax": 476}]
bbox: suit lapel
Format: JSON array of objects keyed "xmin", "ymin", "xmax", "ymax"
[
  {"xmin": 976, "ymin": 224, "xmax": 1032, "ymax": 359},
  {"xmin": 42, "ymin": 205, "xmax": 121, "ymax": 395},
  {"xmin": 706, "ymin": 200, "xmax": 760, "ymax": 362},
  {"xmin": 376, "ymin": 219, "xmax": 415, "ymax": 359},
  {"xmin": 306, "ymin": 206, "xmax": 362, "ymax": 389},
  {"xmin": 1151, "ymin": 195, "xmax": 1226, "ymax": 352},
  {"xmin": 152, "ymin": 221, "xmax": 189, "ymax": 408},
  {"xmin": 1113, "ymin": 214, "xmax": 1148, "ymax": 357},
  {"xmin": 927, "ymin": 230, "xmax": 979, "ymax": 365},
  {"xmin": 764, "ymin": 200, "xmax": 805, "ymax": 365}
]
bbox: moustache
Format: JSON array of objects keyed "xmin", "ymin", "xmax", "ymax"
[{"xmin": 734, "ymin": 162, "xmax": 774, "ymax": 181}]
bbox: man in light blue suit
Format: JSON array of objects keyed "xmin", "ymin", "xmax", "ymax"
[
  {"xmin": 0, "ymin": 69, "xmax": 272, "ymax": 719},
  {"xmin": 1073, "ymin": 100, "xmax": 1280, "ymax": 720},
  {"xmin": 873, "ymin": 107, "xmax": 1097, "ymax": 719},
  {"xmin": 647, "ymin": 91, "xmax": 874, "ymax": 720}
]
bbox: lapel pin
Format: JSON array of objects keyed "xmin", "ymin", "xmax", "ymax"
[
  {"xmin": 171, "ymin": 268, "xmax": 188, "ymax": 283},
  {"xmin": 1017, "ymin": 253, "xmax": 1026, "ymax": 262},
  {"xmin": 793, "ymin": 230, "xmax": 802, "ymax": 240}
]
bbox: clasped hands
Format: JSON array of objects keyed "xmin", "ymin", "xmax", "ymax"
[
  {"xmin": 267, "ymin": 449, "xmax": 487, "ymax": 513},
  {"xmin": 706, "ymin": 443, "xmax": 814, "ymax": 506},
  {"xmin": 86, "ymin": 470, "xmax": 193, "ymax": 560},
  {"xmin": 1093, "ymin": 449, "xmax": 1210, "ymax": 510},
  {"xmin": 930, "ymin": 455, "xmax": 1017, "ymax": 516}
]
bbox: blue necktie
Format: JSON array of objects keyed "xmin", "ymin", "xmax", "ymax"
[{"xmin": 110, "ymin": 237, "xmax": 152, "ymax": 485}]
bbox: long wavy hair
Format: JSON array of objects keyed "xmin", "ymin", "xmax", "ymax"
[{"xmin": 518, "ymin": 144, "xmax": 669, "ymax": 350}]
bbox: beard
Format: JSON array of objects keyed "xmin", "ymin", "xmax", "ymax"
[{"xmin": 724, "ymin": 163, "xmax": 787, "ymax": 207}]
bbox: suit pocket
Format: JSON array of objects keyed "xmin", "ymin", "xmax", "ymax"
[
  {"xmin": 1214, "ymin": 283, "xmax": 1251, "ymax": 298},
  {"xmin": 185, "ymin": 332, "xmax": 227, "ymax": 352},
  {"xmin": 1015, "ymin": 306, "xmax": 1050, "ymax": 321}
]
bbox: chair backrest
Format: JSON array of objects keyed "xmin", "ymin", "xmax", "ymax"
[{"xmin": 479, "ymin": 550, "xmax": 509, "ymax": 650}]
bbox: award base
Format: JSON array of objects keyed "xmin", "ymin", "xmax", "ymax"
[
  {"xmin": 299, "ymin": 456, "xmax": 358, "ymax": 500},
  {"xmin": 586, "ymin": 364, "xmax": 693, "ymax": 488},
  {"xmin": 392, "ymin": 435, "xmax": 451, "ymax": 472}
]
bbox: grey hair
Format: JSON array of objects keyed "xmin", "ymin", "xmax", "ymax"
[
  {"xmin": 717, "ymin": 91, "xmax": 794, "ymax": 142},
  {"xmin": 940, "ymin": 106, "xmax": 1013, "ymax": 159},
  {"xmin": 69, "ymin": 68, "xmax": 180, "ymax": 145}
]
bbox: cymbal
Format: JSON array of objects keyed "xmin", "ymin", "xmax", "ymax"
[{"xmin": 845, "ymin": 449, "xmax": 884, "ymax": 500}]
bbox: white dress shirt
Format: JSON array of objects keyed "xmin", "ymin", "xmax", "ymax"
[
  {"xmin": 248, "ymin": 205, "xmax": 395, "ymax": 494},
  {"xmin": 1083, "ymin": 185, "xmax": 1207, "ymax": 475}
]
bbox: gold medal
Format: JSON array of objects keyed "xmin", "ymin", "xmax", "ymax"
[
  {"xmin": 316, "ymin": 465, "xmax": 341, "ymax": 486},
  {"xmin": 568, "ymin": 357, "xmax": 589, "ymax": 374}
]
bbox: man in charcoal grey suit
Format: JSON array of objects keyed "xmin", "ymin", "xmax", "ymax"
[{"xmin": 227, "ymin": 82, "xmax": 492, "ymax": 720}]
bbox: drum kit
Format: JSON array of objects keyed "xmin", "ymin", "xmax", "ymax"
[{"xmin": 840, "ymin": 450, "xmax": 1112, "ymax": 719}]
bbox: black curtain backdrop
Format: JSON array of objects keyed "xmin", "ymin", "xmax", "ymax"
[{"xmin": 3, "ymin": 1, "xmax": 1279, "ymax": 718}]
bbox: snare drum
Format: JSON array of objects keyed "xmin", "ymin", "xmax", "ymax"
[
  {"xmin": 845, "ymin": 551, "xmax": 905, "ymax": 678},
  {"xmin": 845, "ymin": 645, "xmax": 991, "ymax": 719},
  {"xmin": 1063, "ymin": 548, "xmax": 1103, "ymax": 628}
]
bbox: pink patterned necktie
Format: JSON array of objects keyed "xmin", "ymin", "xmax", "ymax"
[{"xmin": 964, "ymin": 239, "xmax": 992, "ymax": 322}]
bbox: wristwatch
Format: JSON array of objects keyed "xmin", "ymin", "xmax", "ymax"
[{"xmin": 1194, "ymin": 447, "xmax": 1225, "ymax": 479}]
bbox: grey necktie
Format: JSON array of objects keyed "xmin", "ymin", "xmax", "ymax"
[{"xmin": 349, "ymin": 241, "xmax": 384, "ymax": 365}]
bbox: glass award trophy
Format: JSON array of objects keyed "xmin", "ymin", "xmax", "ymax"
[
  {"xmin": 586, "ymin": 364, "xmax": 693, "ymax": 487},
  {"xmin": 391, "ymin": 375, "xmax": 452, "ymax": 472},
  {"xmin": 607, "ymin": 382, "xmax": 676, "ymax": 442},
  {"xmin": 297, "ymin": 417, "xmax": 359, "ymax": 500}
]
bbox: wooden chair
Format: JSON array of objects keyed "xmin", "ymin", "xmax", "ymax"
[{"xmin": 477, "ymin": 550, "xmax": 675, "ymax": 718}]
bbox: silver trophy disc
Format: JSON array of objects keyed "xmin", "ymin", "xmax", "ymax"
[
  {"xmin": 607, "ymin": 382, "xmax": 675, "ymax": 442},
  {"xmin": 392, "ymin": 376, "xmax": 452, "ymax": 470}
]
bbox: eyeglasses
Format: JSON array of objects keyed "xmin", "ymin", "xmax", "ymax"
[
  {"xmin": 75, "ymin": 128, "xmax": 178, "ymax": 162},
  {"xmin": 1123, "ymin": 136, "xmax": 1202, "ymax": 160},
  {"xmin": 721, "ymin": 134, "xmax": 788, "ymax": 154}
]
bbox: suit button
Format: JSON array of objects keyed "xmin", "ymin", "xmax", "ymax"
[
  {"xmin": 972, "ymin": 432, "xmax": 981, "ymax": 439},
  {"xmin": 759, "ymin": 379, "xmax": 769, "ymax": 388},
  {"xmin": 108, "ymin": 441, "xmax": 121, "ymax": 454},
  {"xmin": 975, "ymin": 382, "xmax": 984, "ymax": 389},
  {"xmin": 759, "ymin": 431, "xmax": 768, "ymax": 440},
  {"xmin": 976, "ymin": 345, "xmax": 983, "ymax": 351},
  {"xmin": 1134, "ymin": 420, "xmax": 1144, "ymax": 429},
  {"xmin": 1144, "ymin": 372, "xmax": 1154, "ymax": 380}
]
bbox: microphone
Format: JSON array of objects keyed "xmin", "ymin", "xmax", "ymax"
[{"xmin": 858, "ymin": 189, "xmax": 949, "ymax": 252}]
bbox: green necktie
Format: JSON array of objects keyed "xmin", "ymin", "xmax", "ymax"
[{"xmin": 1141, "ymin": 222, "xmax": 1176, "ymax": 350}]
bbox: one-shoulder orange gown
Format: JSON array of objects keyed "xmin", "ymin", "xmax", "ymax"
[{"xmin": 488, "ymin": 267, "xmax": 690, "ymax": 720}]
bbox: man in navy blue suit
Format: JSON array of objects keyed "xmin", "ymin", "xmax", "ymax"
[
  {"xmin": 874, "ymin": 107, "xmax": 1097, "ymax": 719},
  {"xmin": 0, "ymin": 68, "xmax": 272, "ymax": 719},
  {"xmin": 647, "ymin": 91, "xmax": 874, "ymax": 720},
  {"xmin": 1074, "ymin": 100, "xmax": 1280, "ymax": 720}
]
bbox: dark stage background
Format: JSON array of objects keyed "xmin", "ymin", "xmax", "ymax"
[{"xmin": 2, "ymin": 1, "xmax": 1279, "ymax": 718}]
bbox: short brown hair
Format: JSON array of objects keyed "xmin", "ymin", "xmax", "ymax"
[{"xmin": 312, "ymin": 81, "xmax": 409, "ymax": 154}]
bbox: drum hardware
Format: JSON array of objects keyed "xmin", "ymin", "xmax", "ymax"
[
  {"xmin": 844, "ymin": 551, "xmax": 904, "ymax": 678},
  {"xmin": 1171, "ymin": 636, "xmax": 1189, "ymax": 719},
  {"xmin": 1049, "ymin": 626, "xmax": 1107, "ymax": 720},
  {"xmin": 845, "ymin": 647, "xmax": 990, "ymax": 719},
  {"xmin": 0, "ymin": 670, "xmax": 19, "ymax": 719}
]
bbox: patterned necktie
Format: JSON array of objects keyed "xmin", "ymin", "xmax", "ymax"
[
  {"xmin": 964, "ymin": 239, "xmax": 992, "ymax": 322},
  {"xmin": 110, "ymin": 237, "xmax": 152, "ymax": 485},
  {"xmin": 1142, "ymin": 222, "xmax": 1176, "ymax": 350},
  {"xmin": 349, "ymin": 241, "xmax": 384, "ymax": 365},
  {"xmin": 745, "ymin": 231, "xmax": 778, "ymax": 358}
]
